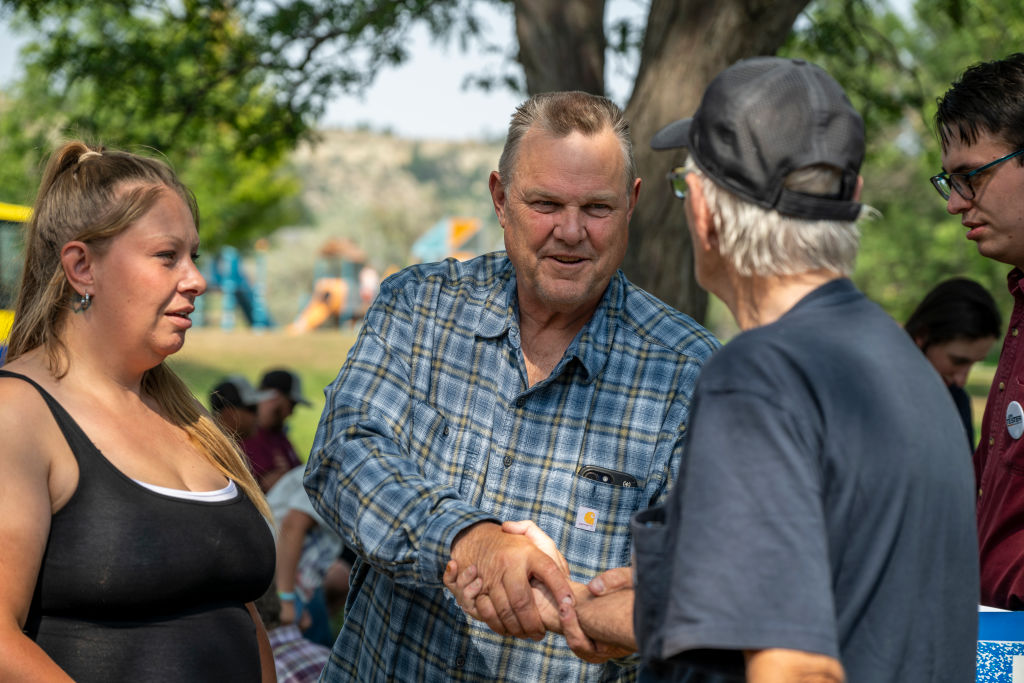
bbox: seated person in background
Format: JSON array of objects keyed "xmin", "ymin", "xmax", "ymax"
[
  {"xmin": 255, "ymin": 584, "xmax": 330, "ymax": 683},
  {"xmin": 209, "ymin": 375, "xmax": 274, "ymax": 443},
  {"xmin": 905, "ymin": 277, "xmax": 1001, "ymax": 448},
  {"xmin": 244, "ymin": 368, "xmax": 311, "ymax": 491},
  {"xmin": 266, "ymin": 465, "xmax": 349, "ymax": 648}
]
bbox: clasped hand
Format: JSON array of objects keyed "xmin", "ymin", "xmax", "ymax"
[{"xmin": 445, "ymin": 520, "xmax": 634, "ymax": 662}]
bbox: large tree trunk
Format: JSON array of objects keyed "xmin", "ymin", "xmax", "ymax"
[
  {"xmin": 512, "ymin": 0, "xmax": 606, "ymax": 95},
  {"xmin": 622, "ymin": 0, "xmax": 811, "ymax": 321}
]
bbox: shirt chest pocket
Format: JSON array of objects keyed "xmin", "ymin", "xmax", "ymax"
[
  {"xmin": 564, "ymin": 476, "xmax": 646, "ymax": 570},
  {"xmin": 409, "ymin": 400, "xmax": 486, "ymax": 499}
]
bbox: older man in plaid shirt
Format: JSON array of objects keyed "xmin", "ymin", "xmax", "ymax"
[{"xmin": 304, "ymin": 91, "xmax": 718, "ymax": 682}]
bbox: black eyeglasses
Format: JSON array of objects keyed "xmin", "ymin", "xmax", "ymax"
[
  {"xmin": 930, "ymin": 148, "xmax": 1024, "ymax": 201},
  {"xmin": 667, "ymin": 166, "xmax": 687, "ymax": 201}
]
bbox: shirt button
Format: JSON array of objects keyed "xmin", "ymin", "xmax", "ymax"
[
  {"xmin": 1014, "ymin": 328, "xmax": 1020, "ymax": 337},
  {"xmin": 443, "ymin": 425, "xmax": 450, "ymax": 436},
  {"xmin": 990, "ymin": 437, "xmax": 996, "ymax": 446},
  {"xmin": 454, "ymin": 656, "xmax": 465, "ymax": 668},
  {"xmin": 516, "ymin": 397, "xmax": 525, "ymax": 408},
  {"xmin": 1000, "ymin": 382, "xmax": 1006, "ymax": 391},
  {"xmin": 503, "ymin": 455, "xmax": 513, "ymax": 468},
  {"xmin": 979, "ymin": 488, "xmax": 983, "ymax": 498}
]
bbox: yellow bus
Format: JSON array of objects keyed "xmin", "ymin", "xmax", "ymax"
[{"xmin": 1, "ymin": 201, "xmax": 31, "ymax": 363}]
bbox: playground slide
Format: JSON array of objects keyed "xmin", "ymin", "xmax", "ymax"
[{"xmin": 288, "ymin": 278, "xmax": 348, "ymax": 334}]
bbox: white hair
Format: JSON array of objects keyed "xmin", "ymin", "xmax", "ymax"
[{"xmin": 687, "ymin": 159, "xmax": 875, "ymax": 278}]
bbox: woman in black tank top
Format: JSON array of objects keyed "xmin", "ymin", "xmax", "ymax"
[{"xmin": 0, "ymin": 141, "xmax": 277, "ymax": 681}]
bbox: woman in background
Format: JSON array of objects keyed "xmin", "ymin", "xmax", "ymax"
[
  {"xmin": 0, "ymin": 141, "xmax": 276, "ymax": 681},
  {"xmin": 905, "ymin": 277, "xmax": 1002, "ymax": 449}
]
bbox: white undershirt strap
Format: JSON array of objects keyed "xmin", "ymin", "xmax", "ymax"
[{"xmin": 132, "ymin": 479, "xmax": 238, "ymax": 502}]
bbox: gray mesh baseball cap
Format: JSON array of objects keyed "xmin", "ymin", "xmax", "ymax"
[
  {"xmin": 651, "ymin": 57, "xmax": 865, "ymax": 221},
  {"xmin": 210, "ymin": 375, "xmax": 275, "ymax": 412}
]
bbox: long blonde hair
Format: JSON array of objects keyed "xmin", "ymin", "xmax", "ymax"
[{"xmin": 8, "ymin": 141, "xmax": 270, "ymax": 519}]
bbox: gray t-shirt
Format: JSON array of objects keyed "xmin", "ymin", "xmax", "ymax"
[{"xmin": 632, "ymin": 278, "xmax": 978, "ymax": 682}]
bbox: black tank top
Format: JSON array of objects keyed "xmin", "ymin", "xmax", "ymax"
[{"xmin": 1, "ymin": 370, "xmax": 276, "ymax": 682}]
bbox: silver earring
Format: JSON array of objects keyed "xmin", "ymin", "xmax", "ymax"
[{"xmin": 72, "ymin": 292, "xmax": 92, "ymax": 313}]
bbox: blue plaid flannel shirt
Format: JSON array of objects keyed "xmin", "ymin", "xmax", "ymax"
[{"xmin": 304, "ymin": 252, "xmax": 718, "ymax": 682}]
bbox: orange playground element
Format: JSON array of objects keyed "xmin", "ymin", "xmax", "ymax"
[{"xmin": 287, "ymin": 278, "xmax": 350, "ymax": 334}]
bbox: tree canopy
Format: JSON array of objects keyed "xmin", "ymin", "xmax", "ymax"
[{"xmin": 786, "ymin": 0, "xmax": 1024, "ymax": 322}]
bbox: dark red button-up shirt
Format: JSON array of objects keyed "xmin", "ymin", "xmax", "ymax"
[{"xmin": 976, "ymin": 268, "xmax": 1024, "ymax": 608}]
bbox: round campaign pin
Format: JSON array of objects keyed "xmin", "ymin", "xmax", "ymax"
[{"xmin": 1007, "ymin": 401, "xmax": 1024, "ymax": 440}]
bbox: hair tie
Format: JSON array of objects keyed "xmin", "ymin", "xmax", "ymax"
[{"xmin": 79, "ymin": 150, "xmax": 102, "ymax": 162}]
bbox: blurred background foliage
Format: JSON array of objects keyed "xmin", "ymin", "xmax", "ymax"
[
  {"xmin": 0, "ymin": 0, "xmax": 1022, "ymax": 329},
  {"xmin": 781, "ymin": 0, "xmax": 1024, "ymax": 325}
]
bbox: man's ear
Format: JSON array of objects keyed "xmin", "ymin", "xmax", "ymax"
[
  {"xmin": 60, "ymin": 241, "xmax": 95, "ymax": 296},
  {"xmin": 625, "ymin": 177, "xmax": 641, "ymax": 221},
  {"xmin": 489, "ymin": 171, "xmax": 508, "ymax": 229},
  {"xmin": 686, "ymin": 174, "xmax": 718, "ymax": 253},
  {"xmin": 854, "ymin": 174, "xmax": 864, "ymax": 202}
]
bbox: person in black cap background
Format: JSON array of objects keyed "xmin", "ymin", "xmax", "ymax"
[
  {"xmin": 243, "ymin": 367, "xmax": 311, "ymax": 492},
  {"xmin": 531, "ymin": 56, "xmax": 978, "ymax": 682},
  {"xmin": 209, "ymin": 375, "xmax": 275, "ymax": 443}
]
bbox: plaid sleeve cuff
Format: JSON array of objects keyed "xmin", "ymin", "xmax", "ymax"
[{"xmin": 418, "ymin": 503, "xmax": 500, "ymax": 585}]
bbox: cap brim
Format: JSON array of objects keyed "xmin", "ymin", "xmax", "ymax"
[
  {"xmin": 650, "ymin": 118, "xmax": 693, "ymax": 150},
  {"xmin": 253, "ymin": 389, "xmax": 277, "ymax": 404}
]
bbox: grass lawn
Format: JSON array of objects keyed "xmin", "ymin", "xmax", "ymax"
[{"xmin": 168, "ymin": 327, "xmax": 359, "ymax": 461}]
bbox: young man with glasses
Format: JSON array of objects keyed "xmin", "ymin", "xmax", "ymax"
[{"xmin": 934, "ymin": 52, "xmax": 1024, "ymax": 611}]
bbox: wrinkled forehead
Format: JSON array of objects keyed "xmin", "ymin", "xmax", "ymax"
[{"xmin": 512, "ymin": 125, "xmax": 633, "ymax": 193}]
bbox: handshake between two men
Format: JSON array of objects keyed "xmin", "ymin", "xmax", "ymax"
[{"xmin": 445, "ymin": 519, "xmax": 637, "ymax": 663}]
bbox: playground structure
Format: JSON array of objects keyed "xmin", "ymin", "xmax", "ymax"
[
  {"xmin": 194, "ymin": 244, "xmax": 274, "ymax": 331},
  {"xmin": 0, "ymin": 201, "xmax": 31, "ymax": 364},
  {"xmin": 411, "ymin": 216, "xmax": 485, "ymax": 264},
  {"xmin": 288, "ymin": 238, "xmax": 377, "ymax": 334},
  {"xmin": 286, "ymin": 216, "xmax": 489, "ymax": 335}
]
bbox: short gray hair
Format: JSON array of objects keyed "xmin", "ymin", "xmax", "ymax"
[
  {"xmin": 498, "ymin": 91, "xmax": 637, "ymax": 197},
  {"xmin": 687, "ymin": 159, "xmax": 873, "ymax": 277}
]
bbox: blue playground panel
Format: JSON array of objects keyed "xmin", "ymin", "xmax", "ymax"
[
  {"xmin": 195, "ymin": 247, "xmax": 273, "ymax": 330},
  {"xmin": 978, "ymin": 609, "xmax": 1024, "ymax": 681}
]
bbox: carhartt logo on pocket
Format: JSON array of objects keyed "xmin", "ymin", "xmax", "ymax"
[{"xmin": 575, "ymin": 506, "xmax": 598, "ymax": 532}]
